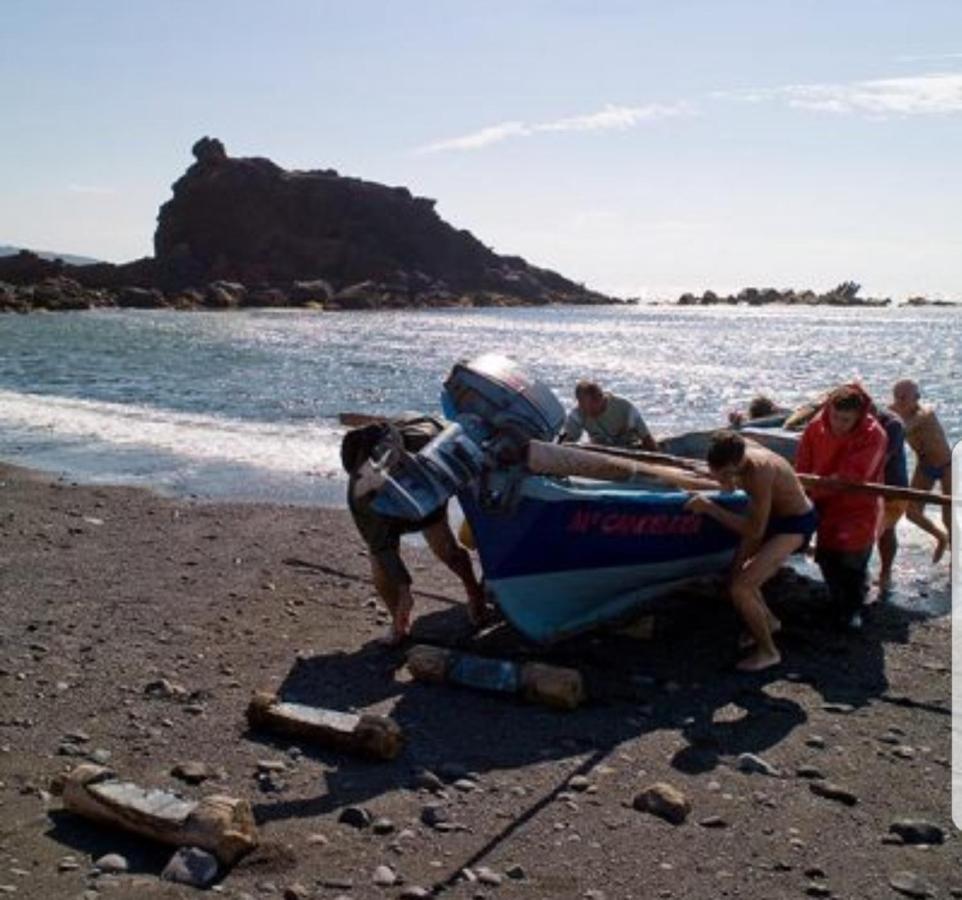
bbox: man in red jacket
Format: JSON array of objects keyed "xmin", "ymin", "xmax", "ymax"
[{"xmin": 795, "ymin": 384, "xmax": 887, "ymax": 631}]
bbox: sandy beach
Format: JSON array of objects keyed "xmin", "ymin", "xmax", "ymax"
[{"xmin": 0, "ymin": 462, "xmax": 955, "ymax": 899}]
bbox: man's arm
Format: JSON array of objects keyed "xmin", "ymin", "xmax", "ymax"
[
  {"xmin": 686, "ymin": 468, "xmax": 774, "ymax": 542},
  {"xmin": 625, "ymin": 405, "xmax": 658, "ymax": 451},
  {"xmin": 561, "ymin": 409, "xmax": 584, "ymax": 444}
]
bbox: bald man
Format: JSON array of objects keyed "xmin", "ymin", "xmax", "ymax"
[{"xmin": 890, "ymin": 379, "xmax": 952, "ymax": 563}]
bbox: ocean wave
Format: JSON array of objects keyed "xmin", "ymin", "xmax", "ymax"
[{"xmin": 0, "ymin": 389, "xmax": 344, "ymax": 478}]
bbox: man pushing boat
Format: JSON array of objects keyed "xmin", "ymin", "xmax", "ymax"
[
  {"xmin": 685, "ymin": 431, "xmax": 817, "ymax": 672},
  {"xmin": 560, "ymin": 380, "xmax": 658, "ymax": 451}
]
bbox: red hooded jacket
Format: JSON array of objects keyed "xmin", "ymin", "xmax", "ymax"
[{"xmin": 795, "ymin": 386, "xmax": 887, "ymax": 552}]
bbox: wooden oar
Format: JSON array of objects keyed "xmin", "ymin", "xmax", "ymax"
[
  {"xmin": 527, "ymin": 441, "xmax": 716, "ymax": 491},
  {"xmin": 529, "ymin": 440, "xmax": 953, "ymax": 509}
]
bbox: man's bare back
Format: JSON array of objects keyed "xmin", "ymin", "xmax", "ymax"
[
  {"xmin": 737, "ymin": 443, "xmax": 812, "ymax": 519},
  {"xmin": 901, "ymin": 405, "xmax": 951, "ymax": 469}
]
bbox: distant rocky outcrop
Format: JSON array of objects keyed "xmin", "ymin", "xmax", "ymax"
[
  {"xmin": 676, "ymin": 281, "xmax": 893, "ymax": 308},
  {"xmin": 0, "ymin": 137, "xmax": 615, "ymax": 313}
]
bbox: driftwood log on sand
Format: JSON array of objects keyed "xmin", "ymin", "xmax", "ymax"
[
  {"xmin": 246, "ymin": 691, "xmax": 403, "ymax": 760},
  {"xmin": 57, "ymin": 764, "xmax": 257, "ymax": 866},
  {"xmin": 407, "ymin": 644, "xmax": 586, "ymax": 710}
]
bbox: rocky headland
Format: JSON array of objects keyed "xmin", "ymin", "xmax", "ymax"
[{"xmin": 0, "ymin": 137, "xmax": 615, "ymax": 313}]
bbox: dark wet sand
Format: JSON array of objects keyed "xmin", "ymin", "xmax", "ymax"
[{"xmin": 0, "ymin": 462, "xmax": 956, "ymax": 899}]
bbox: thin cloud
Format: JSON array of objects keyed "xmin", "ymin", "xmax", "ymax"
[
  {"xmin": 895, "ymin": 52, "xmax": 962, "ymax": 63},
  {"xmin": 724, "ymin": 72, "xmax": 962, "ymax": 116},
  {"xmin": 416, "ymin": 102, "xmax": 692, "ymax": 153}
]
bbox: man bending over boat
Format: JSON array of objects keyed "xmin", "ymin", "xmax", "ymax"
[
  {"xmin": 341, "ymin": 414, "xmax": 489, "ymax": 645},
  {"xmin": 560, "ymin": 380, "xmax": 657, "ymax": 450},
  {"xmin": 890, "ymin": 379, "xmax": 952, "ymax": 563},
  {"xmin": 685, "ymin": 431, "xmax": 817, "ymax": 672}
]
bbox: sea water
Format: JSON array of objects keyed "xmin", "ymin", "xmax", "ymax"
[{"xmin": 0, "ymin": 304, "xmax": 957, "ymax": 610}]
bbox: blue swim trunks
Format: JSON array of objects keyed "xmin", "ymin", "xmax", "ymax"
[
  {"xmin": 765, "ymin": 506, "xmax": 819, "ymax": 551},
  {"xmin": 920, "ymin": 461, "xmax": 949, "ymax": 481}
]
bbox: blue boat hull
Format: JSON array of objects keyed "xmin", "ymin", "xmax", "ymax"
[{"xmin": 461, "ymin": 477, "xmax": 748, "ymax": 644}]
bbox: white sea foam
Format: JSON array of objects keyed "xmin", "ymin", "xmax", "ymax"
[{"xmin": 0, "ymin": 389, "xmax": 344, "ymax": 478}]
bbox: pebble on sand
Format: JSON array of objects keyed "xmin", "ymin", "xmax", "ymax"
[
  {"xmin": 632, "ymin": 783, "xmax": 691, "ymax": 825},
  {"xmin": 160, "ymin": 847, "xmax": 219, "ymax": 888}
]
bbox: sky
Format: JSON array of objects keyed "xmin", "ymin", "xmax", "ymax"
[{"xmin": 2, "ymin": 0, "xmax": 961, "ymax": 299}]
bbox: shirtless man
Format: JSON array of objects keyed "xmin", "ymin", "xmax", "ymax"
[
  {"xmin": 685, "ymin": 430, "xmax": 817, "ymax": 672},
  {"xmin": 890, "ymin": 379, "xmax": 952, "ymax": 562}
]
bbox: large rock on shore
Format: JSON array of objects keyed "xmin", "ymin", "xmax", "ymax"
[
  {"xmin": 0, "ymin": 138, "xmax": 616, "ymax": 312},
  {"xmin": 152, "ymin": 136, "xmax": 611, "ymax": 304}
]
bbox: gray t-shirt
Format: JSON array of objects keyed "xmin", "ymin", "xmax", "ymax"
[{"xmin": 563, "ymin": 393, "xmax": 651, "ymax": 447}]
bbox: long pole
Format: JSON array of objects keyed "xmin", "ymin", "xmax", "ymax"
[{"xmin": 530, "ymin": 441, "xmax": 952, "ymax": 509}]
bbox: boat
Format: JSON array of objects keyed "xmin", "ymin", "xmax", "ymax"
[
  {"xmin": 363, "ymin": 354, "xmax": 747, "ymax": 644},
  {"xmin": 661, "ymin": 425, "xmax": 800, "ymax": 463},
  {"xmin": 460, "ymin": 472, "xmax": 745, "ymax": 643}
]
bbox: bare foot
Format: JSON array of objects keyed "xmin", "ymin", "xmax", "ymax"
[
  {"xmin": 375, "ymin": 626, "xmax": 408, "ymax": 648},
  {"xmin": 933, "ymin": 533, "xmax": 948, "ymax": 564},
  {"xmin": 736, "ymin": 647, "xmax": 782, "ymax": 672},
  {"xmin": 739, "ymin": 620, "xmax": 781, "ymax": 650}
]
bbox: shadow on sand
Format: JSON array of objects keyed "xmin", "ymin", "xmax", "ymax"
[{"xmin": 247, "ymin": 569, "xmax": 928, "ymax": 834}]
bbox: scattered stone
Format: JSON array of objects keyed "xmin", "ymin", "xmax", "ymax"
[
  {"xmin": 795, "ymin": 766, "xmax": 823, "ymax": 780},
  {"xmin": 698, "ymin": 815, "xmax": 728, "ymax": 829},
  {"xmin": 893, "ymin": 745, "xmax": 916, "ymax": 760},
  {"xmin": 306, "ymin": 833, "xmax": 328, "ymax": 846},
  {"xmin": 453, "ymin": 778, "xmax": 478, "ymax": 793},
  {"xmin": 506, "ymin": 864, "xmax": 526, "ymax": 880},
  {"xmin": 568, "ymin": 775, "xmax": 591, "ymax": 792},
  {"xmin": 889, "ymin": 820, "xmax": 945, "ymax": 846},
  {"xmin": 421, "ymin": 804, "xmax": 450, "ymax": 828},
  {"xmin": 805, "ymin": 735, "xmax": 826, "ymax": 749},
  {"xmin": 372, "ymin": 817, "xmax": 395, "ymax": 835},
  {"xmin": 283, "ymin": 884, "xmax": 310, "ymax": 900},
  {"xmin": 822, "ymin": 702, "xmax": 855, "ymax": 714},
  {"xmin": 632, "ymin": 783, "xmax": 691, "ymax": 825},
  {"xmin": 338, "ymin": 806, "xmax": 372, "ymax": 829},
  {"xmin": 805, "ymin": 883, "xmax": 831, "ymax": 897},
  {"xmin": 58, "ymin": 857, "xmax": 80, "ymax": 872},
  {"xmin": 144, "ymin": 678, "xmax": 186, "ymax": 699},
  {"xmin": 161, "ymin": 847, "xmax": 219, "ymax": 888},
  {"xmin": 476, "ymin": 867, "xmax": 502, "ymax": 886},
  {"xmin": 372, "ymin": 865, "xmax": 397, "ymax": 887},
  {"xmin": 88, "ymin": 748, "xmax": 112, "ymax": 765},
  {"xmin": 400, "ymin": 889, "xmax": 431, "ymax": 900},
  {"xmin": 257, "ymin": 759, "xmax": 288, "ymax": 773},
  {"xmin": 94, "ymin": 853, "xmax": 128, "ymax": 874},
  {"xmin": 889, "ymin": 871, "xmax": 936, "ymax": 898},
  {"xmin": 809, "ymin": 781, "xmax": 857, "ymax": 806},
  {"xmin": 804, "ymin": 866, "xmax": 826, "ymax": 879},
  {"xmin": 172, "ymin": 761, "xmax": 211, "ymax": 785},
  {"xmin": 736, "ymin": 753, "xmax": 779, "ymax": 776},
  {"xmin": 412, "ymin": 769, "xmax": 444, "ymax": 792}
]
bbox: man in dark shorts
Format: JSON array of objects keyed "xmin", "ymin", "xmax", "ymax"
[
  {"xmin": 342, "ymin": 414, "xmax": 488, "ymax": 645},
  {"xmin": 685, "ymin": 430, "xmax": 817, "ymax": 671}
]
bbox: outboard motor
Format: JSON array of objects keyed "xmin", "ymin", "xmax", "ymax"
[{"xmin": 370, "ymin": 354, "xmax": 564, "ymax": 519}]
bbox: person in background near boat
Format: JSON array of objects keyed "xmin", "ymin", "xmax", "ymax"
[
  {"xmin": 684, "ymin": 430, "xmax": 817, "ymax": 672},
  {"xmin": 341, "ymin": 414, "xmax": 488, "ymax": 644},
  {"xmin": 728, "ymin": 395, "xmax": 791, "ymax": 429},
  {"xmin": 872, "ymin": 403, "xmax": 909, "ymax": 594},
  {"xmin": 795, "ymin": 385, "xmax": 887, "ymax": 631},
  {"xmin": 890, "ymin": 379, "xmax": 952, "ymax": 563},
  {"xmin": 560, "ymin": 380, "xmax": 657, "ymax": 450}
]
